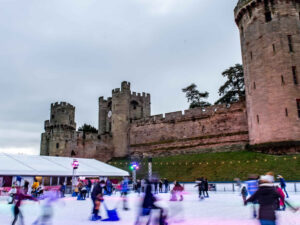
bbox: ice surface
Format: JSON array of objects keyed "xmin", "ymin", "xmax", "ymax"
[{"xmin": 0, "ymin": 186, "xmax": 299, "ymax": 225}]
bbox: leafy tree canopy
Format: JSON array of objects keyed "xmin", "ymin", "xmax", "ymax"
[
  {"xmin": 215, "ymin": 64, "xmax": 245, "ymax": 105},
  {"xmin": 182, "ymin": 84, "xmax": 211, "ymax": 109},
  {"xmin": 78, "ymin": 124, "xmax": 98, "ymax": 133}
]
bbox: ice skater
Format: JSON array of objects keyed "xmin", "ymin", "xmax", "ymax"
[
  {"xmin": 277, "ymin": 175, "xmax": 289, "ymax": 198},
  {"xmin": 164, "ymin": 178, "xmax": 169, "ymax": 193},
  {"xmin": 135, "ymin": 181, "xmax": 167, "ymax": 225},
  {"xmin": 195, "ymin": 177, "xmax": 205, "ymax": 200},
  {"xmin": 32, "ymin": 190, "xmax": 62, "ymax": 225},
  {"xmin": 245, "ymin": 174, "xmax": 259, "ymax": 218},
  {"xmin": 241, "ymin": 185, "xmax": 248, "ymax": 204},
  {"xmin": 121, "ymin": 177, "xmax": 129, "ymax": 210},
  {"xmin": 203, "ymin": 178, "xmax": 209, "ymax": 198},
  {"xmin": 275, "ymin": 185, "xmax": 286, "ymax": 211},
  {"xmin": 12, "ymin": 188, "xmax": 38, "ymax": 225},
  {"xmin": 8, "ymin": 185, "xmax": 17, "ymax": 204},
  {"xmin": 245, "ymin": 174, "xmax": 283, "ymax": 225},
  {"xmin": 90, "ymin": 179, "xmax": 105, "ymax": 221},
  {"xmin": 170, "ymin": 181, "xmax": 184, "ymax": 201}
]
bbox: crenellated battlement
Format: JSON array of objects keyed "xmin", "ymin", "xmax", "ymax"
[
  {"xmin": 131, "ymin": 91, "xmax": 150, "ymax": 101},
  {"xmin": 51, "ymin": 101, "xmax": 75, "ymax": 109},
  {"xmin": 132, "ymin": 102, "xmax": 246, "ymax": 126},
  {"xmin": 234, "ymin": 0, "xmax": 300, "ymax": 25}
]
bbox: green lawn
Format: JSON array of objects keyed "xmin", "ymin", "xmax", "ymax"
[{"xmin": 108, "ymin": 151, "xmax": 300, "ymax": 182}]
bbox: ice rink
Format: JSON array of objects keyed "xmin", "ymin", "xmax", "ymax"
[{"xmin": 0, "ymin": 189, "xmax": 299, "ymax": 225}]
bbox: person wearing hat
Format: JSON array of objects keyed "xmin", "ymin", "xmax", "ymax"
[
  {"xmin": 277, "ymin": 175, "xmax": 288, "ymax": 198},
  {"xmin": 245, "ymin": 174, "xmax": 283, "ymax": 225}
]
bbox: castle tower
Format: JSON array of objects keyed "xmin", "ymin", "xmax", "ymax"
[
  {"xmin": 98, "ymin": 81, "xmax": 151, "ymax": 157},
  {"xmin": 111, "ymin": 81, "xmax": 131, "ymax": 157},
  {"xmin": 235, "ymin": 0, "xmax": 300, "ymax": 145},
  {"xmin": 40, "ymin": 102, "xmax": 76, "ymax": 156}
]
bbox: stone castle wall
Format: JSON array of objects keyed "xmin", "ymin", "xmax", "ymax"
[{"xmin": 129, "ymin": 102, "xmax": 249, "ymax": 157}]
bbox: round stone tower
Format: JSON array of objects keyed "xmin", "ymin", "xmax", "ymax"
[
  {"xmin": 48, "ymin": 102, "xmax": 76, "ymax": 131},
  {"xmin": 41, "ymin": 102, "xmax": 76, "ymax": 156},
  {"xmin": 235, "ymin": 0, "xmax": 300, "ymax": 145}
]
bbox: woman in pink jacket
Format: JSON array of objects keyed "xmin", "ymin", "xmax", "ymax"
[{"xmin": 276, "ymin": 186, "xmax": 286, "ymax": 211}]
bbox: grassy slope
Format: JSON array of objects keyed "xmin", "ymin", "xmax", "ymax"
[{"xmin": 109, "ymin": 151, "xmax": 300, "ymax": 182}]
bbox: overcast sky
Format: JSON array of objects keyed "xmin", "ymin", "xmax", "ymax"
[{"xmin": 0, "ymin": 0, "xmax": 242, "ymax": 155}]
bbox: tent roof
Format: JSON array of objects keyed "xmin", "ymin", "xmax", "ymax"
[{"xmin": 0, "ymin": 153, "xmax": 129, "ymax": 177}]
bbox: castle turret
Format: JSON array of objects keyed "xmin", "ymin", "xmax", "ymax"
[
  {"xmin": 235, "ymin": 0, "xmax": 300, "ymax": 145},
  {"xmin": 48, "ymin": 102, "xmax": 76, "ymax": 130},
  {"xmin": 40, "ymin": 102, "xmax": 76, "ymax": 156}
]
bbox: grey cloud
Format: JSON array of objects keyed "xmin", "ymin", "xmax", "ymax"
[{"xmin": 0, "ymin": 0, "xmax": 241, "ymax": 154}]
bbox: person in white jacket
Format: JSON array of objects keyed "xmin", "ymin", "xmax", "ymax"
[{"xmin": 8, "ymin": 185, "xmax": 17, "ymax": 204}]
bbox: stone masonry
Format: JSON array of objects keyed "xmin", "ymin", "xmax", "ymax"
[
  {"xmin": 40, "ymin": 1, "xmax": 300, "ymax": 162},
  {"xmin": 235, "ymin": 0, "xmax": 300, "ymax": 144}
]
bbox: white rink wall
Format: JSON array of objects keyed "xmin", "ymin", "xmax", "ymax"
[{"xmin": 180, "ymin": 182, "xmax": 300, "ymax": 193}]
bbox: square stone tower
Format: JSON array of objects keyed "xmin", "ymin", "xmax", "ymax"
[{"xmin": 98, "ymin": 81, "xmax": 151, "ymax": 157}]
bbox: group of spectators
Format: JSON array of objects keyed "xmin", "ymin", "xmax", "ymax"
[{"xmin": 133, "ymin": 178, "xmax": 170, "ymax": 194}]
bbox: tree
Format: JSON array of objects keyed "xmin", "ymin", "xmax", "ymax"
[
  {"xmin": 182, "ymin": 83, "xmax": 211, "ymax": 109},
  {"xmin": 78, "ymin": 124, "xmax": 98, "ymax": 133},
  {"xmin": 215, "ymin": 64, "xmax": 245, "ymax": 105}
]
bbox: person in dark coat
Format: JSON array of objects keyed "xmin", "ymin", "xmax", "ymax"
[
  {"xmin": 164, "ymin": 179, "xmax": 169, "ymax": 193},
  {"xmin": 23, "ymin": 180, "xmax": 29, "ymax": 194},
  {"xmin": 154, "ymin": 179, "xmax": 158, "ymax": 194},
  {"xmin": 245, "ymin": 175, "xmax": 283, "ymax": 225},
  {"xmin": 159, "ymin": 180, "xmax": 163, "ymax": 193},
  {"xmin": 203, "ymin": 178, "xmax": 209, "ymax": 198},
  {"xmin": 91, "ymin": 180, "xmax": 105, "ymax": 221},
  {"xmin": 195, "ymin": 177, "xmax": 205, "ymax": 199},
  {"xmin": 86, "ymin": 178, "xmax": 92, "ymax": 198},
  {"xmin": 135, "ymin": 181, "xmax": 166, "ymax": 225}
]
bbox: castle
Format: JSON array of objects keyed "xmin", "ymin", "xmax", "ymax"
[{"xmin": 40, "ymin": 0, "xmax": 300, "ymax": 161}]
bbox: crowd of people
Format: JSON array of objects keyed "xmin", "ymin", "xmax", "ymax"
[{"xmin": 3, "ymin": 173, "xmax": 299, "ymax": 225}]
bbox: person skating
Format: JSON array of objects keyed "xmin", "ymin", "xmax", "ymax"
[
  {"xmin": 245, "ymin": 174, "xmax": 259, "ymax": 218},
  {"xmin": 154, "ymin": 179, "xmax": 158, "ymax": 194},
  {"xmin": 159, "ymin": 180, "xmax": 163, "ymax": 193},
  {"xmin": 12, "ymin": 188, "xmax": 38, "ymax": 225},
  {"xmin": 136, "ymin": 179, "xmax": 141, "ymax": 195},
  {"xmin": 241, "ymin": 185, "xmax": 248, "ymax": 204},
  {"xmin": 86, "ymin": 178, "xmax": 92, "ymax": 198},
  {"xmin": 245, "ymin": 174, "xmax": 283, "ymax": 225},
  {"xmin": 91, "ymin": 179, "xmax": 105, "ymax": 221},
  {"xmin": 23, "ymin": 180, "xmax": 29, "ymax": 195},
  {"xmin": 8, "ymin": 185, "xmax": 17, "ymax": 204},
  {"xmin": 277, "ymin": 175, "xmax": 289, "ymax": 198},
  {"xmin": 32, "ymin": 190, "xmax": 61, "ymax": 225},
  {"xmin": 170, "ymin": 181, "xmax": 184, "ymax": 201},
  {"xmin": 135, "ymin": 181, "xmax": 167, "ymax": 225},
  {"xmin": 59, "ymin": 182, "xmax": 66, "ymax": 198},
  {"xmin": 203, "ymin": 178, "xmax": 209, "ymax": 198},
  {"xmin": 121, "ymin": 177, "xmax": 129, "ymax": 210},
  {"xmin": 275, "ymin": 186, "xmax": 286, "ymax": 211},
  {"xmin": 164, "ymin": 178, "xmax": 169, "ymax": 193},
  {"xmin": 195, "ymin": 177, "xmax": 205, "ymax": 200}
]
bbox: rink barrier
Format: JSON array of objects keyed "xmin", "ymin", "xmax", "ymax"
[{"xmin": 180, "ymin": 182, "xmax": 300, "ymax": 193}]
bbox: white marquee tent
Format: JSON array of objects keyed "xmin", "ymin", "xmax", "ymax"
[{"xmin": 0, "ymin": 153, "xmax": 129, "ymax": 177}]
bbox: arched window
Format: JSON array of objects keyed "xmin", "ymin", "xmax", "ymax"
[
  {"xmin": 131, "ymin": 100, "xmax": 139, "ymax": 110},
  {"xmin": 71, "ymin": 150, "xmax": 76, "ymax": 157}
]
